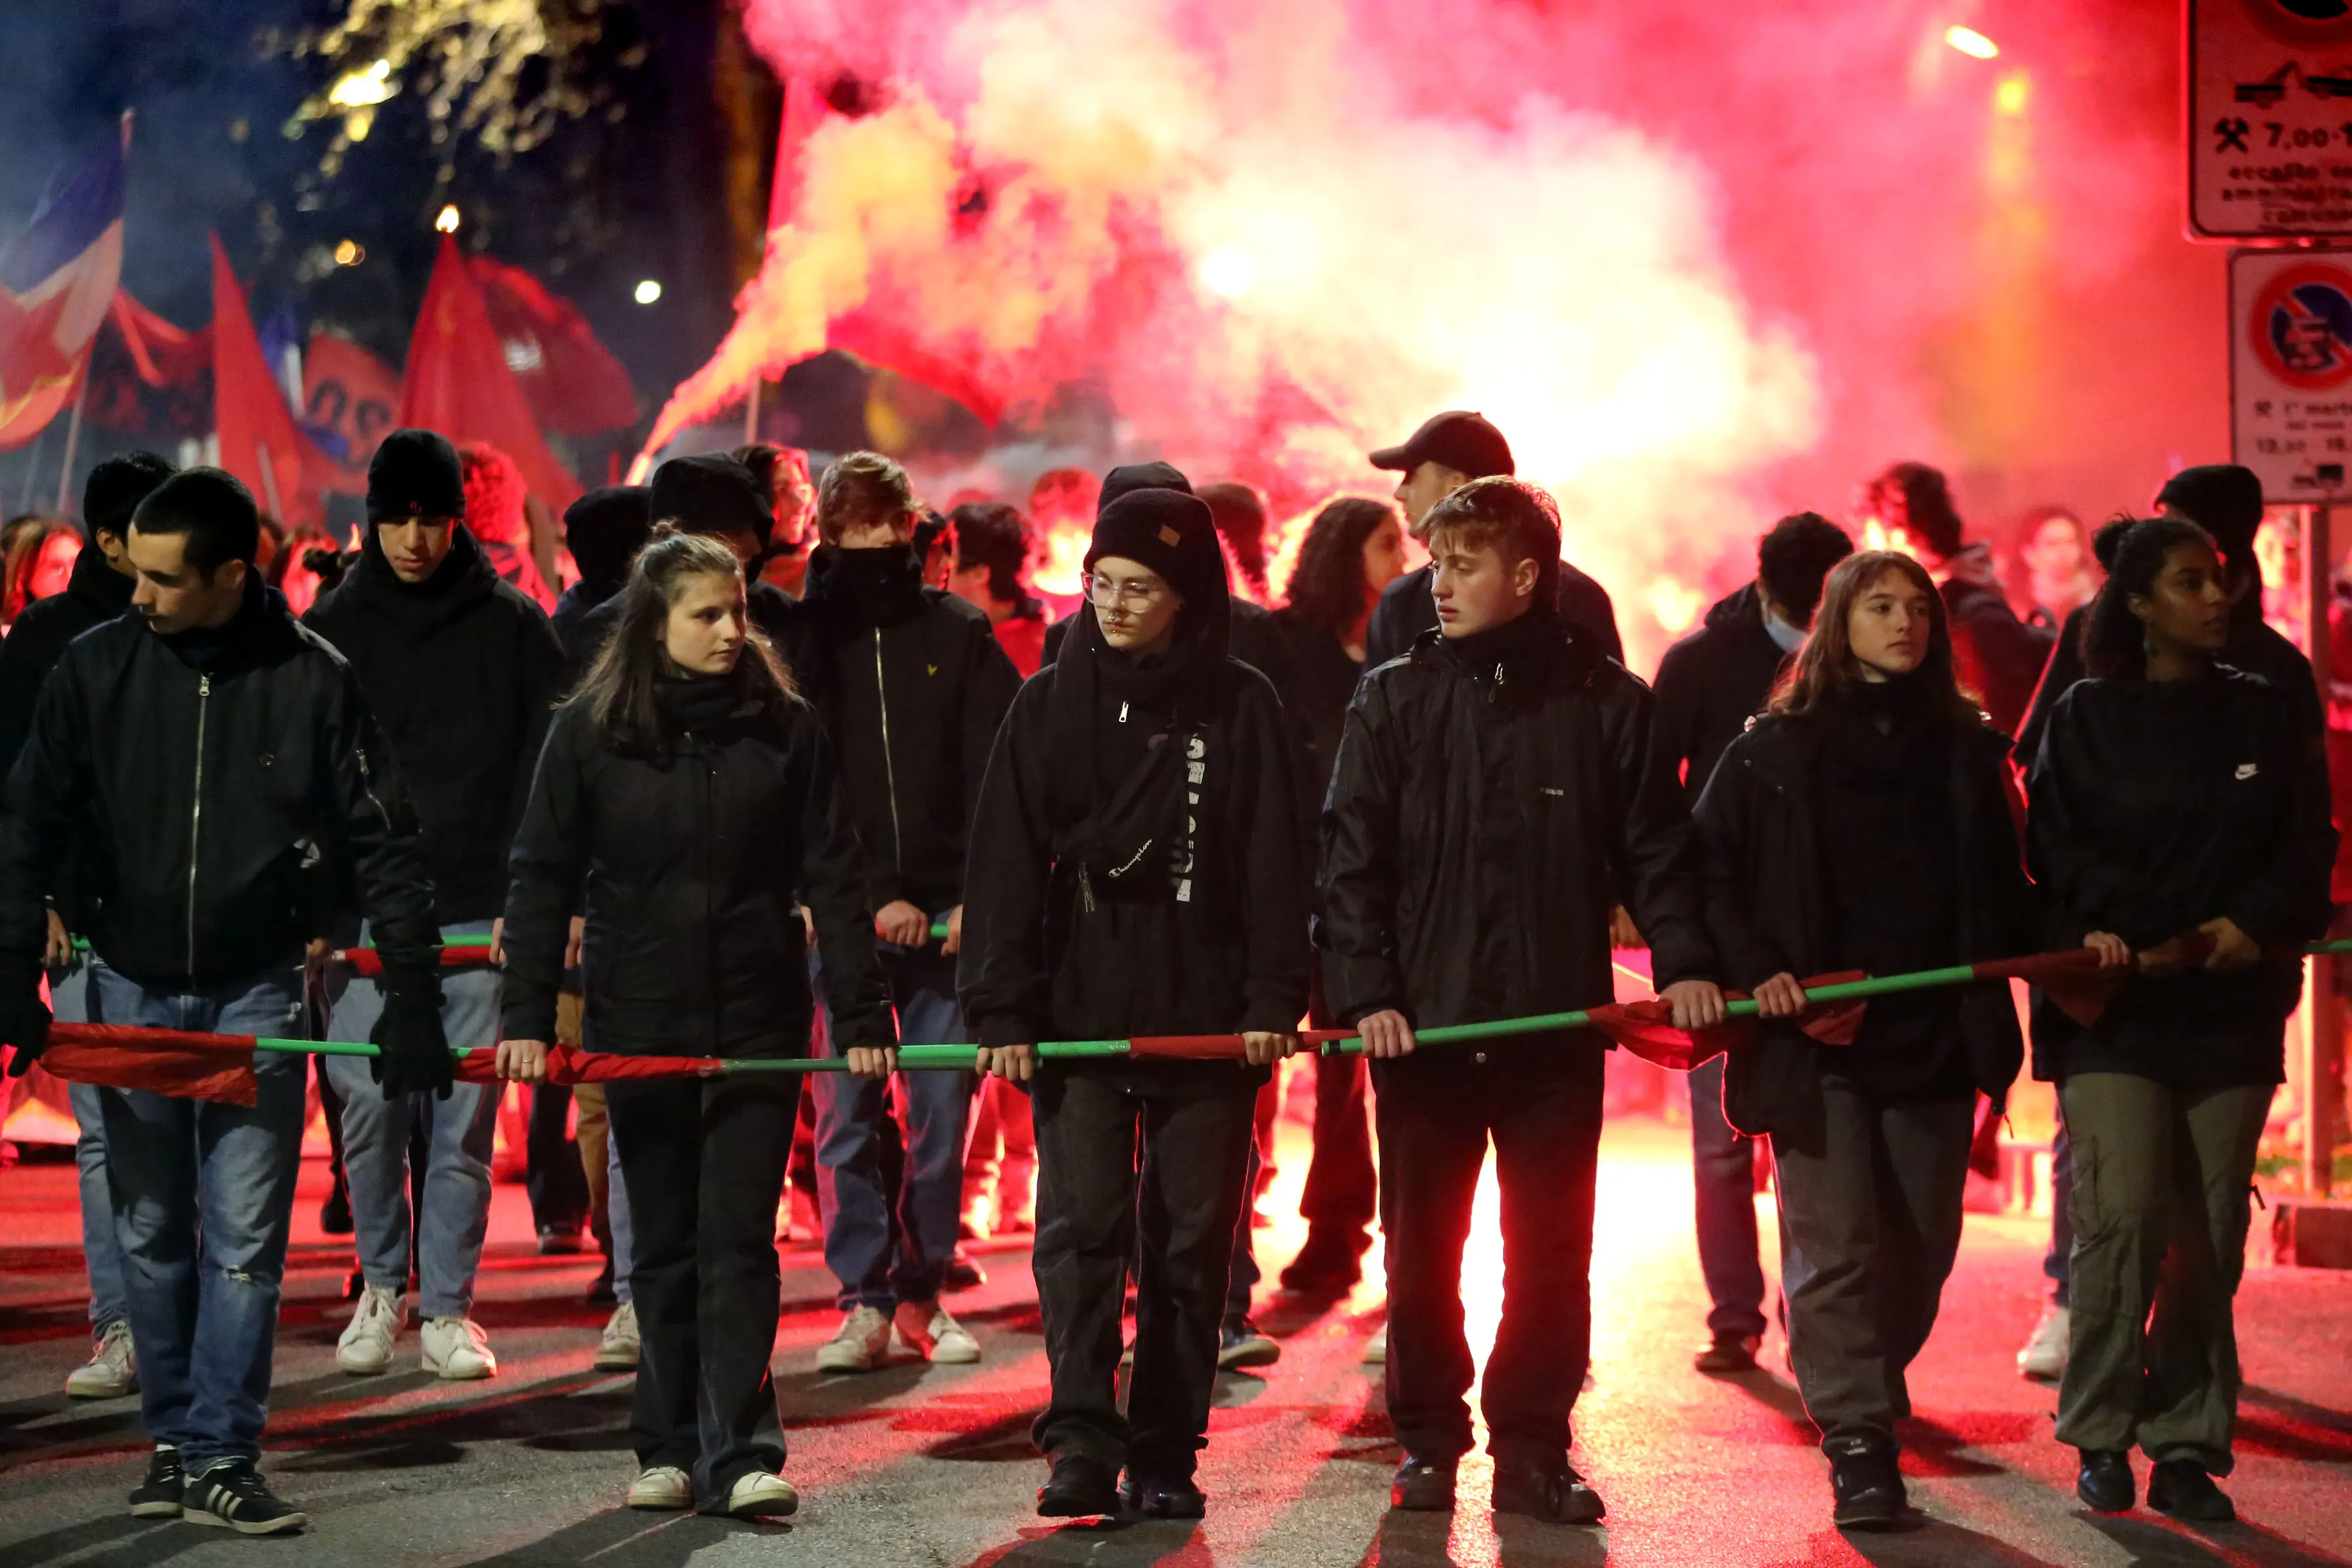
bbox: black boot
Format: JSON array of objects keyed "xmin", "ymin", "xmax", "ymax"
[
  {"xmin": 2076, "ymin": 1448, "xmax": 2134, "ymax": 1514},
  {"xmin": 1120, "ymin": 1474, "xmax": 1208, "ymax": 1518},
  {"xmin": 1389, "ymin": 1455, "xmax": 1458, "ymax": 1512},
  {"xmin": 1036, "ymin": 1453, "xmax": 1122, "ymax": 1518},
  {"xmin": 1279, "ymin": 1229, "xmax": 1366, "ymax": 1294},
  {"xmin": 1490, "ymin": 1455, "xmax": 1605, "ymax": 1526},
  {"xmin": 1826, "ymin": 1433, "xmax": 1906, "ymax": 1530},
  {"xmin": 2147, "ymin": 1460, "xmax": 2234, "ymax": 1524}
]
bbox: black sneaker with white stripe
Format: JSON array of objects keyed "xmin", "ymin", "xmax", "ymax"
[
  {"xmin": 127, "ymin": 1445, "xmax": 184, "ymax": 1518},
  {"xmin": 182, "ymin": 1458, "xmax": 309, "ymax": 1535}
]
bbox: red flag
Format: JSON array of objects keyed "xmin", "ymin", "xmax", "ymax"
[
  {"xmin": 210, "ymin": 235, "xmax": 325, "ymax": 531},
  {"xmin": 467, "ymin": 255, "xmax": 637, "ymax": 435},
  {"xmin": 0, "ymin": 125, "xmax": 125, "ymax": 450},
  {"xmin": 301, "ymin": 331, "xmax": 401, "ymax": 497},
  {"xmin": 451, "ymin": 1041, "xmax": 724, "ymax": 1086},
  {"xmin": 397, "ymin": 237, "xmax": 582, "ymax": 511},
  {"xmin": 42, "ymin": 1022, "xmax": 259, "ymax": 1107},
  {"xmin": 333, "ymin": 945, "xmax": 501, "ymax": 978}
]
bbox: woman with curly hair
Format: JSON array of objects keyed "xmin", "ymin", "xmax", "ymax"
[{"xmin": 459, "ymin": 441, "xmax": 556, "ymax": 613}]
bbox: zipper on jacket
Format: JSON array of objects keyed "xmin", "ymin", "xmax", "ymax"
[
  {"xmin": 186, "ymin": 674, "xmax": 210, "ymax": 975},
  {"xmin": 874, "ymin": 629, "xmax": 903, "ymax": 871}
]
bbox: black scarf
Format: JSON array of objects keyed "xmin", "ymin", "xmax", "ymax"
[
  {"xmin": 1814, "ymin": 674, "xmax": 1951, "ymax": 787},
  {"xmin": 654, "ymin": 665, "xmax": 757, "ymax": 737},
  {"xmin": 1437, "ymin": 604, "xmax": 1565, "ymax": 680},
  {"xmin": 803, "ymin": 544, "xmax": 928, "ymax": 628}
]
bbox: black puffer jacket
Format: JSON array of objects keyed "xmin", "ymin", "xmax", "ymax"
[
  {"xmin": 784, "ymin": 546, "xmax": 1020, "ymax": 911},
  {"xmin": 0, "ymin": 543, "xmax": 135, "ymax": 779},
  {"xmin": 1691, "ymin": 700, "xmax": 2039, "ymax": 1143},
  {"xmin": 1318, "ymin": 611, "xmax": 1712, "ymax": 1079},
  {"xmin": 1650, "ymin": 582, "xmax": 1790, "ymax": 806},
  {"xmin": 501, "ymin": 673, "xmax": 894, "ymax": 1058},
  {"xmin": 305, "ymin": 526, "xmax": 564, "ymax": 923},
  {"xmin": 1363, "ymin": 558, "xmax": 1623, "ymax": 669},
  {"xmin": 0, "ymin": 574, "xmax": 441, "ymax": 990}
]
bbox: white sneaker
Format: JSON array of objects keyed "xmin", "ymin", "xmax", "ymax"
[
  {"xmin": 2017, "ymin": 1304, "xmax": 2069, "ymax": 1381},
  {"xmin": 336, "ymin": 1285, "xmax": 406, "ymax": 1375},
  {"xmin": 816, "ymin": 1304, "xmax": 892, "ymax": 1373},
  {"xmin": 627, "ymin": 1465, "xmax": 692, "ymax": 1510},
  {"xmin": 893, "ymin": 1300, "xmax": 981, "ymax": 1364},
  {"xmin": 420, "ymin": 1316, "xmax": 498, "ymax": 1380},
  {"xmin": 1362, "ymin": 1324, "xmax": 1387, "ymax": 1366},
  {"xmin": 727, "ymin": 1470, "xmax": 800, "ymax": 1519},
  {"xmin": 595, "ymin": 1302, "xmax": 640, "ymax": 1372},
  {"xmin": 66, "ymin": 1318, "xmax": 137, "ymax": 1399}
]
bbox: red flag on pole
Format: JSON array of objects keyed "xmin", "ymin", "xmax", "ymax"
[
  {"xmin": 209, "ymin": 234, "xmax": 324, "ymax": 531},
  {"xmin": 42, "ymin": 1022, "xmax": 260, "ymax": 1107},
  {"xmin": 467, "ymin": 255, "xmax": 637, "ymax": 435},
  {"xmin": 397, "ymin": 237, "xmax": 582, "ymax": 510}
]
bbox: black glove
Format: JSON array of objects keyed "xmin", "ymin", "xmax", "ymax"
[
  {"xmin": 0, "ymin": 951, "xmax": 52, "ymax": 1076},
  {"xmin": 370, "ymin": 975, "xmax": 452, "ymax": 1100}
]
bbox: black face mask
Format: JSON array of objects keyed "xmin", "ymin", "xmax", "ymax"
[{"xmin": 807, "ymin": 544, "xmax": 926, "ymax": 625}]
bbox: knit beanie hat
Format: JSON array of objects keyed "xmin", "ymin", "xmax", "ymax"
[{"xmin": 367, "ymin": 430, "xmax": 468, "ymax": 522}]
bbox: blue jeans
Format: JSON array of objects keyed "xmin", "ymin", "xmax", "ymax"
[
  {"xmin": 1689, "ymin": 1056, "xmax": 1768, "ymax": 1340},
  {"xmin": 92, "ymin": 965, "xmax": 306, "ymax": 1472},
  {"xmin": 53, "ymin": 957, "xmax": 131, "ymax": 1330},
  {"xmin": 608, "ymin": 1129, "xmax": 633, "ymax": 1307},
  {"xmin": 811, "ymin": 937, "xmax": 973, "ymax": 1311},
  {"xmin": 319, "ymin": 919, "xmax": 502, "ymax": 1320}
]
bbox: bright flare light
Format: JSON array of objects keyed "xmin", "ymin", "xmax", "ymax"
[
  {"xmin": 1945, "ymin": 25, "xmax": 1999, "ymax": 60},
  {"xmin": 328, "ymin": 59, "xmax": 397, "ymax": 108},
  {"xmin": 333, "ymin": 239, "xmax": 364, "ymax": 266},
  {"xmin": 634, "ymin": 279, "xmax": 664, "ymax": 305},
  {"xmin": 1198, "ymin": 244, "xmax": 1254, "ymax": 299},
  {"xmin": 435, "ymin": 204, "xmax": 461, "ymax": 234}
]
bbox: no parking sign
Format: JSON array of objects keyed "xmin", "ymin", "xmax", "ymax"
[{"xmin": 2231, "ymin": 248, "xmax": 2352, "ymax": 500}]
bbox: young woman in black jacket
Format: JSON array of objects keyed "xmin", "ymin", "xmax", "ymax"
[
  {"xmin": 960, "ymin": 487, "xmax": 1309, "ymax": 1522},
  {"xmin": 1692, "ymin": 550, "xmax": 2045, "ymax": 1531},
  {"xmin": 2027, "ymin": 517, "xmax": 2335, "ymax": 1524},
  {"xmin": 497, "ymin": 527, "xmax": 897, "ymax": 1522}
]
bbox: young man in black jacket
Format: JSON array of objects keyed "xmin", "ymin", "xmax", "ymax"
[
  {"xmin": 1649, "ymin": 510, "xmax": 1851, "ymax": 1375},
  {"xmin": 788, "ymin": 451, "xmax": 1020, "ymax": 1373},
  {"xmin": 0, "ymin": 469, "xmax": 445, "ymax": 1534},
  {"xmin": 0, "ymin": 452, "xmax": 175, "ymax": 1402},
  {"xmin": 1865, "ymin": 461, "xmax": 2050, "ymax": 736},
  {"xmin": 1321, "ymin": 477, "xmax": 1723, "ymax": 1526},
  {"xmin": 1361, "ymin": 412, "xmax": 1623, "ymax": 668},
  {"xmin": 303, "ymin": 430, "xmax": 566, "ymax": 1382},
  {"xmin": 962, "ymin": 485, "xmax": 1308, "ymax": 1520}
]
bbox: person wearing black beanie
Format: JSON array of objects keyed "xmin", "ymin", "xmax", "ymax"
[
  {"xmin": 960, "ymin": 485, "xmax": 1310, "ymax": 1522},
  {"xmin": 0, "ymin": 449, "xmax": 175, "ymax": 1405},
  {"xmin": 553, "ymin": 485, "xmax": 652, "ymax": 681},
  {"xmin": 570, "ymin": 455, "xmax": 798, "ymax": 673}
]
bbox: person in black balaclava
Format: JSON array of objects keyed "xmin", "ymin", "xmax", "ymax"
[
  {"xmin": 961, "ymin": 485, "xmax": 1310, "ymax": 1522},
  {"xmin": 785, "ymin": 451, "xmax": 1020, "ymax": 1377},
  {"xmin": 304, "ymin": 429, "xmax": 567, "ymax": 1383},
  {"xmin": 552, "ymin": 484, "xmax": 652, "ymax": 685}
]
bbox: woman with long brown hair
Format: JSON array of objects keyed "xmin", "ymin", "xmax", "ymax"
[
  {"xmin": 496, "ymin": 525, "xmax": 897, "ymax": 1521},
  {"xmin": 1692, "ymin": 550, "xmax": 2045, "ymax": 1532}
]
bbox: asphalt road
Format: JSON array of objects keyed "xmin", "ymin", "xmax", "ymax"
[{"xmin": 0, "ymin": 1115, "xmax": 2346, "ymax": 1568}]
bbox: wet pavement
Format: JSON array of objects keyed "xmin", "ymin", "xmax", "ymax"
[{"xmin": 0, "ymin": 1115, "xmax": 2346, "ymax": 1567}]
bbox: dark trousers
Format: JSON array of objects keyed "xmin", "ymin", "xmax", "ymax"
[
  {"xmin": 1030, "ymin": 1071, "xmax": 1257, "ymax": 1480},
  {"xmin": 1300, "ymin": 1050, "xmax": 1377, "ymax": 1243},
  {"xmin": 1771, "ymin": 1081, "xmax": 1974, "ymax": 1447},
  {"xmin": 1688, "ymin": 1055, "xmax": 1768, "ymax": 1339},
  {"xmin": 606, "ymin": 1075, "xmax": 799, "ymax": 1508},
  {"xmin": 526, "ymin": 1084, "xmax": 589, "ymax": 1235},
  {"xmin": 2045, "ymin": 1116, "xmax": 2075, "ymax": 1308},
  {"xmin": 1373, "ymin": 1043, "xmax": 1605, "ymax": 1466}
]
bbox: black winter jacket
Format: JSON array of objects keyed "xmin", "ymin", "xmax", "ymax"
[
  {"xmin": 0, "ymin": 574, "xmax": 441, "ymax": 990},
  {"xmin": 1937, "ymin": 545, "xmax": 2051, "ymax": 738},
  {"xmin": 2025, "ymin": 669, "xmax": 2335, "ymax": 1086},
  {"xmin": 1318, "ymin": 613, "xmax": 1712, "ymax": 1081},
  {"xmin": 550, "ymin": 578, "xmax": 618, "ymax": 697},
  {"xmin": 1265, "ymin": 607, "xmax": 1363, "ymax": 848},
  {"xmin": 1364, "ymin": 558, "xmax": 1624, "ymax": 670},
  {"xmin": 0, "ymin": 543, "xmax": 135, "ymax": 779},
  {"xmin": 501, "ymin": 675, "xmax": 894, "ymax": 1058},
  {"xmin": 304, "ymin": 527, "xmax": 565, "ymax": 923},
  {"xmin": 958, "ymin": 651, "xmax": 1310, "ymax": 1089},
  {"xmin": 1691, "ymin": 700, "xmax": 2039, "ymax": 1143},
  {"xmin": 1650, "ymin": 582, "xmax": 1790, "ymax": 807},
  {"xmin": 783, "ymin": 546, "xmax": 1020, "ymax": 911}
]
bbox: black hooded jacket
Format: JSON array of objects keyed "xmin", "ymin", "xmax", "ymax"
[
  {"xmin": 0, "ymin": 573, "xmax": 441, "ymax": 990},
  {"xmin": 305, "ymin": 526, "xmax": 566, "ymax": 924},
  {"xmin": 1650, "ymin": 582, "xmax": 1790, "ymax": 807},
  {"xmin": 783, "ymin": 544, "xmax": 1020, "ymax": 912},
  {"xmin": 0, "ymin": 543, "xmax": 136, "ymax": 780},
  {"xmin": 1265, "ymin": 607, "xmax": 1364, "ymax": 846},
  {"xmin": 1691, "ymin": 693, "xmax": 2039, "ymax": 1143},
  {"xmin": 1318, "ymin": 611, "xmax": 1711, "ymax": 1083},
  {"xmin": 502, "ymin": 667, "xmax": 894, "ymax": 1058},
  {"xmin": 959, "ymin": 592, "xmax": 1310, "ymax": 1089},
  {"xmin": 1363, "ymin": 557, "xmax": 1623, "ymax": 670}
]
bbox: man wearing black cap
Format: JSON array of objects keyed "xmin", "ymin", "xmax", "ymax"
[
  {"xmin": 0, "ymin": 451, "xmax": 175, "ymax": 1403},
  {"xmin": 961, "ymin": 486, "xmax": 1310, "ymax": 1522},
  {"xmin": 1362, "ymin": 412, "xmax": 1623, "ymax": 668},
  {"xmin": 0, "ymin": 467, "xmax": 443, "ymax": 1533},
  {"xmin": 303, "ymin": 430, "xmax": 566, "ymax": 1383},
  {"xmin": 786, "ymin": 451, "xmax": 1020, "ymax": 1374}
]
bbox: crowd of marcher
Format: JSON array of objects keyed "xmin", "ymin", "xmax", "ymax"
[{"xmin": 0, "ymin": 410, "xmax": 2333, "ymax": 1539}]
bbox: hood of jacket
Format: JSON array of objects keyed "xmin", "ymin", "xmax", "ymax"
[{"xmin": 333, "ymin": 521, "xmax": 503, "ymax": 631}]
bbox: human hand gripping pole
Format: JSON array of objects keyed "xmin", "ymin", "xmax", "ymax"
[{"xmin": 370, "ymin": 968, "xmax": 453, "ymax": 1099}]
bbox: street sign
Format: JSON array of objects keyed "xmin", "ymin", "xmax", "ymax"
[
  {"xmin": 2191, "ymin": 0, "xmax": 2352, "ymax": 238},
  {"xmin": 2231, "ymin": 247, "xmax": 2352, "ymax": 500}
]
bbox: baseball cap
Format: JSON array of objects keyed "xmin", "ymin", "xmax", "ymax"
[{"xmin": 1368, "ymin": 411, "xmax": 1514, "ymax": 479}]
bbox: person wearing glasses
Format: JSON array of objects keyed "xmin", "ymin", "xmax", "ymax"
[{"xmin": 960, "ymin": 485, "xmax": 1309, "ymax": 1522}]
